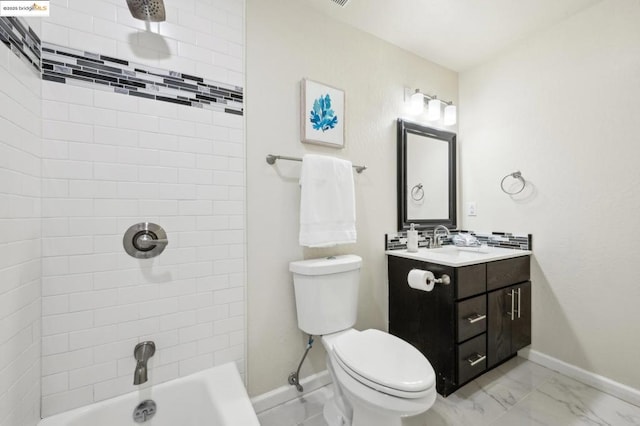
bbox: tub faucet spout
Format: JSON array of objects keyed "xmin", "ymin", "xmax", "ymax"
[
  {"xmin": 133, "ymin": 341, "xmax": 156, "ymax": 385},
  {"xmin": 134, "ymin": 361, "xmax": 147, "ymax": 385}
]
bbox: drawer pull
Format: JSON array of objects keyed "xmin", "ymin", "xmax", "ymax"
[
  {"xmin": 466, "ymin": 353, "xmax": 486, "ymax": 366},
  {"xmin": 465, "ymin": 313, "xmax": 486, "ymax": 324}
]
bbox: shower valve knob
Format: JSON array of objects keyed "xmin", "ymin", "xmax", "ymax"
[
  {"xmin": 134, "ymin": 233, "xmax": 168, "ymax": 250},
  {"xmin": 124, "ymin": 222, "xmax": 169, "ymax": 259}
]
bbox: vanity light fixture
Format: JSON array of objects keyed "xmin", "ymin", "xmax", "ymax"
[
  {"xmin": 410, "ymin": 89, "xmax": 425, "ymax": 114},
  {"xmin": 405, "ymin": 88, "xmax": 457, "ymax": 126},
  {"xmin": 427, "ymin": 98, "xmax": 442, "ymax": 121},
  {"xmin": 444, "ymin": 102, "xmax": 457, "ymax": 125}
]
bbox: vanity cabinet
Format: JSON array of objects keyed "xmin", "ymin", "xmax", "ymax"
[{"xmin": 388, "ymin": 253, "xmax": 531, "ymax": 396}]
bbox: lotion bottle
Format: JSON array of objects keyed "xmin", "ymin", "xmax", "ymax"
[{"xmin": 407, "ymin": 223, "xmax": 419, "ymax": 252}]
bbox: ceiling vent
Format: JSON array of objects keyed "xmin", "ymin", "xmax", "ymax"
[{"xmin": 330, "ymin": 0, "xmax": 350, "ymax": 7}]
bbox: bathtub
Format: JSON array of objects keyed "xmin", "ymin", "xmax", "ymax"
[{"xmin": 38, "ymin": 362, "xmax": 260, "ymax": 426}]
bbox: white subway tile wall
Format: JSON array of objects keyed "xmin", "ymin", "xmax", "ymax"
[
  {"xmin": 0, "ymin": 32, "xmax": 42, "ymax": 426},
  {"xmin": 37, "ymin": 0, "xmax": 246, "ymax": 418},
  {"xmin": 40, "ymin": 89, "xmax": 245, "ymax": 416}
]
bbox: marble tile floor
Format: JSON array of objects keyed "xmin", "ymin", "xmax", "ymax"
[{"xmin": 257, "ymin": 356, "xmax": 640, "ymax": 426}]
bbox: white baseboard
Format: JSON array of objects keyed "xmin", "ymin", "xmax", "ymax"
[
  {"xmin": 251, "ymin": 370, "xmax": 331, "ymax": 414},
  {"xmin": 520, "ymin": 348, "xmax": 640, "ymax": 407}
]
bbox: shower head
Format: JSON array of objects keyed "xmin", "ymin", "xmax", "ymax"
[{"xmin": 126, "ymin": 0, "xmax": 166, "ymax": 22}]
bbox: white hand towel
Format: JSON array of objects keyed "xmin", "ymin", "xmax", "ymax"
[{"xmin": 299, "ymin": 154, "xmax": 357, "ymax": 247}]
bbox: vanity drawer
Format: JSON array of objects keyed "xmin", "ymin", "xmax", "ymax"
[
  {"xmin": 456, "ymin": 263, "xmax": 486, "ymax": 299},
  {"xmin": 457, "ymin": 334, "xmax": 487, "ymax": 385},
  {"xmin": 487, "ymin": 256, "xmax": 530, "ymax": 291},
  {"xmin": 456, "ymin": 295, "xmax": 487, "ymax": 342}
]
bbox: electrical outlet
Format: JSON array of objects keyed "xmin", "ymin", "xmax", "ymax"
[{"xmin": 467, "ymin": 202, "xmax": 477, "ymax": 216}]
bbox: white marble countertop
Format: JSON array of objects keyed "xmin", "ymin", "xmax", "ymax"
[{"xmin": 385, "ymin": 245, "xmax": 532, "ymax": 267}]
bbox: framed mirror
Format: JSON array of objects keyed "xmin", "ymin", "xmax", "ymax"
[{"xmin": 397, "ymin": 119, "xmax": 456, "ymax": 230}]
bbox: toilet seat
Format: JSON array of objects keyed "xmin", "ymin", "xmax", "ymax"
[{"xmin": 333, "ymin": 329, "xmax": 435, "ymax": 399}]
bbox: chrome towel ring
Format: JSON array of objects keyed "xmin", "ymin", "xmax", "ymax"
[
  {"xmin": 501, "ymin": 171, "xmax": 526, "ymax": 195},
  {"xmin": 411, "ymin": 183, "xmax": 424, "ymax": 201}
]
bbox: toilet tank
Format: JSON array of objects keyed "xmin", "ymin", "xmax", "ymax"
[{"xmin": 289, "ymin": 255, "xmax": 362, "ymax": 336}]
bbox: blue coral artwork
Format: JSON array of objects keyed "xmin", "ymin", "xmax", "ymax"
[
  {"xmin": 301, "ymin": 79, "xmax": 345, "ymax": 148},
  {"xmin": 310, "ymin": 94, "xmax": 338, "ymax": 132}
]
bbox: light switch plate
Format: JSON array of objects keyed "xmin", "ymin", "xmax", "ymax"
[{"xmin": 467, "ymin": 201, "xmax": 477, "ymax": 216}]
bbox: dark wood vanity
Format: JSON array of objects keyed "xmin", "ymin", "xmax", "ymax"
[{"xmin": 387, "ymin": 253, "xmax": 531, "ymax": 396}]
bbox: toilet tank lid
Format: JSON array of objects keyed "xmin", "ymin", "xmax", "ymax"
[{"xmin": 289, "ymin": 255, "xmax": 362, "ymax": 276}]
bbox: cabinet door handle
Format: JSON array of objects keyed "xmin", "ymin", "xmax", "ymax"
[
  {"xmin": 465, "ymin": 313, "xmax": 486, "ymax": 324},
  {"xmin": 517, "ymin": 288, "xmax": 522, "ymax": 319},
  {"xmin": 466, "ymin": 353, "xmax": 486, "ymax": 366},
  {"xmin": 507, "ymin": 289, "xmax": 515, "ymax": 320}
]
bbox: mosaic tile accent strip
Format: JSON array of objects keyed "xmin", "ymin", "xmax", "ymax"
[
  {"xmin": 461, "ymin": 230, "xmax": 532, "ymax": 251},
  {"xmin": 41, "ymin": 42, "xmax": 244, "ymax": 115},
  {"xmin": 0, "ymin": 17, "xmax": 41, "ymax": 72},
  {"xmin": 0, "ymin": 19, "xmax": 244, "ymax": 115},
  {"xmin": 385, "ymin": 230, "xmax": 432, "ymax": 250},
  {"xmin": 385, "ymin": 230, "xmax": 532, "ymax": 251}
]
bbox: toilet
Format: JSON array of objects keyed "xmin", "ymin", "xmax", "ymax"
[{"xmin": 290, "ymin": 255, "xmax": 436, "ymax": 426}]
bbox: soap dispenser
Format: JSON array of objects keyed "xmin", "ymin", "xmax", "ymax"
[{"xmin": 407, "ymin": 223, "xmax": 419, "ymax": 252}]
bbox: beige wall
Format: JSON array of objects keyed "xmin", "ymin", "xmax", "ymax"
[
  {"xmin": 459, "ymin": 0, "xmax": 640, "ymax": 389},
  {"xmin": 246, "ymin": 0, "xmax": 457, "ymax": 395}
]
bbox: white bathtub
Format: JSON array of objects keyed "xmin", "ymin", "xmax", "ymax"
[{"xmin": 38, "ymin": 363, "xmax": 260, "ymax": 426}]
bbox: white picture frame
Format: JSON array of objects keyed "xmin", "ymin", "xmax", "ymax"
[{"xmin": 300, "ymin": 78, "xmax": 345, "ymax": 148}]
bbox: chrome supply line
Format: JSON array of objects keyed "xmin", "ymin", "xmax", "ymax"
[{"xmin": 288, "ymin": 335, "xmax": 314, "ymax": 392}]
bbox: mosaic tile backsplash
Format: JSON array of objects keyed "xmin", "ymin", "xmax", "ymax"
[
  {"xmin": 0, "ymin": 17, "xmax": 244, "ymax": 116},
  {"xmin": 386, "ymin": 230, "xmax": 532, "ymax": 251}
]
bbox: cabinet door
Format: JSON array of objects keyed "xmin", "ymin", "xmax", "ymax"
[
  {"xmin": 511, "ymin": 281, "xmax": 531, "ymax": 353},
  {"xmin": 487, "ymin": 282, "xmax": 531, "ymax": 368},
  {"xmin": 487, "ymin": 287, "xmax": 512, "ymax": 368}
]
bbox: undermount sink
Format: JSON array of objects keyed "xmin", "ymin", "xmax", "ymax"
[
  {"xmin": 429, "ymin": 246, "xmax": 490, "ymax": 254},
  {"xmin": 386, "ymin": 245, "xmax": 532, "ymax": 267}
]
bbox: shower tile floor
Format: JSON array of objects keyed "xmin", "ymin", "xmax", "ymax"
[{"xmin": 257, "ymin": 356, "xmax": 640, "ymax": 426}]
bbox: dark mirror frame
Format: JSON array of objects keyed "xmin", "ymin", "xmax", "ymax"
[{"xmin": 397, "ymin": 119, "xmax": 457, "ymax": 231}]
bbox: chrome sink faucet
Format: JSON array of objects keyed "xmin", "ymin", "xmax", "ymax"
[
  {"xmin": 133, "ymin": 341, "xmax": 156, "ymax": 385},
  {"xmin": 432, "ymin": 225, "xmax": 450, "ymax": 248}
]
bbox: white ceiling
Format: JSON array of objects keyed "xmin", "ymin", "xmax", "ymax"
[{"xmin": 304, "ymin": 0, "xmax": 601, "ymax": 71}]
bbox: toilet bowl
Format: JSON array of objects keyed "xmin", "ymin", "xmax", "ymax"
[
  {"xmin": 322, "ymin": 329, "xmax": 436, "ymax": 426},
  {"xmin": 290, "ymin": 255, "xmax": 436, "ymax": 426}
]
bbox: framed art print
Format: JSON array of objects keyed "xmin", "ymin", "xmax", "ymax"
[{"xmin": 301, "ymin": 78, "xmax": 345, "ymax": 148}]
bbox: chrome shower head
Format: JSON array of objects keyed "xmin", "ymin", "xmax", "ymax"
[{"xmin": 126, "ymin": 0, "xmax": 166, "ymax": 22}]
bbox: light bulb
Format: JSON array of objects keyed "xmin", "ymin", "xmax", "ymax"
[
  {"xmin": 427, "ymin": 98, "xmax": 441, "ymax": 121},
  {"xmin": 410, "ymin": 90, "xmax": 424, "ymax": 114},
  {"xmin": 444, "ymin": 104, "xmax": 457, "ymax": 125}
]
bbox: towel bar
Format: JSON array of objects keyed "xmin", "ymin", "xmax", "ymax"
[{"xmin": 266, "ymin": 154, "xmax": 367, "ymax": 173}]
